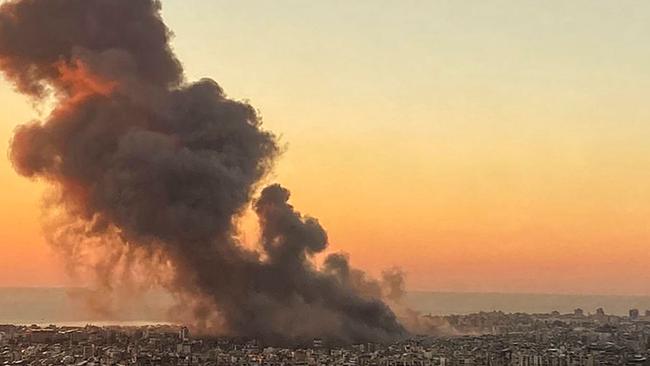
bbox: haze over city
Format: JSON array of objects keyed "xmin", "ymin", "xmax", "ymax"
[
  {"xmin": 1, "ymin": 0, "xmax": 650, "ymax": 343},
  {"xmin": 4, "ymin": 3, "xmax": 650, "ymax": 366}
]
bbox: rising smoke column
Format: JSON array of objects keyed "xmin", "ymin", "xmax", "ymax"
[{"xmin": 0, "ymin": 0, "xmax": 406, "ymax": 343}]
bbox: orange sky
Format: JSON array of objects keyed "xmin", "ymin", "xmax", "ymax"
[{"xmin": 1, "ymin": 0, "xmax": 650, "ymax": 295}]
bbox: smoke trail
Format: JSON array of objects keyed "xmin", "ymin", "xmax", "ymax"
[{"xmin": 0, "ymin": 0, "xmax": 406, "ymax": 343}]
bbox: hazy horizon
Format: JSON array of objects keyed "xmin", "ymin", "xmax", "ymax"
[{"xmin": 2, "ymin": 288, "xmax": 650, "ymax": 326}]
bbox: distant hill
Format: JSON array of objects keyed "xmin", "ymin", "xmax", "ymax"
[{"xmin": 1, "ymin": 288, "xmax": 649, "ymax": 324}]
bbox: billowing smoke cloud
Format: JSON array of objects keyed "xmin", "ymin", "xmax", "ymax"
[{"xmin": 0, "ymin": 0, "xmax": 407, "ymax": 343}]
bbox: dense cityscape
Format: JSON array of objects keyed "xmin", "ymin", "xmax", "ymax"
[{"xmin": 3, "ymin": 308, "xmax": 650, "ymax": 366}]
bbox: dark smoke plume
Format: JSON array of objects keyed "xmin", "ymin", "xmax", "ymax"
[{"xmin": 0, "ymin": 0, "xmax": 406, "ymax": 343}]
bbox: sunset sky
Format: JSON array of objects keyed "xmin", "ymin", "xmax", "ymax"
[{"xmin": 1, "ymin": 0, "xmax": 650, "ymax": 295}]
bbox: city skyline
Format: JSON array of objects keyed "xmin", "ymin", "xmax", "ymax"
[{"xmin": 4, "ymin": 309, "xmax": 650, "ymax": 365}]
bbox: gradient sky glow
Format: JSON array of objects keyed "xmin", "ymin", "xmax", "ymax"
[{"xmin": 1, "ymin": 0, "xmax": 650, "ymax": 295}]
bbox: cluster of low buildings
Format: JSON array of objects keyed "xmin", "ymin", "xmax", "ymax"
[{"xmin": 2, "ymin": 308, "xmax": 650, "ymax": 366}]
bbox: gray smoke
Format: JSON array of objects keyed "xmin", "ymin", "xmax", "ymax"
[{"xmin": 0, "ymin": 0, "xmax": 406, "ymax": 343}]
